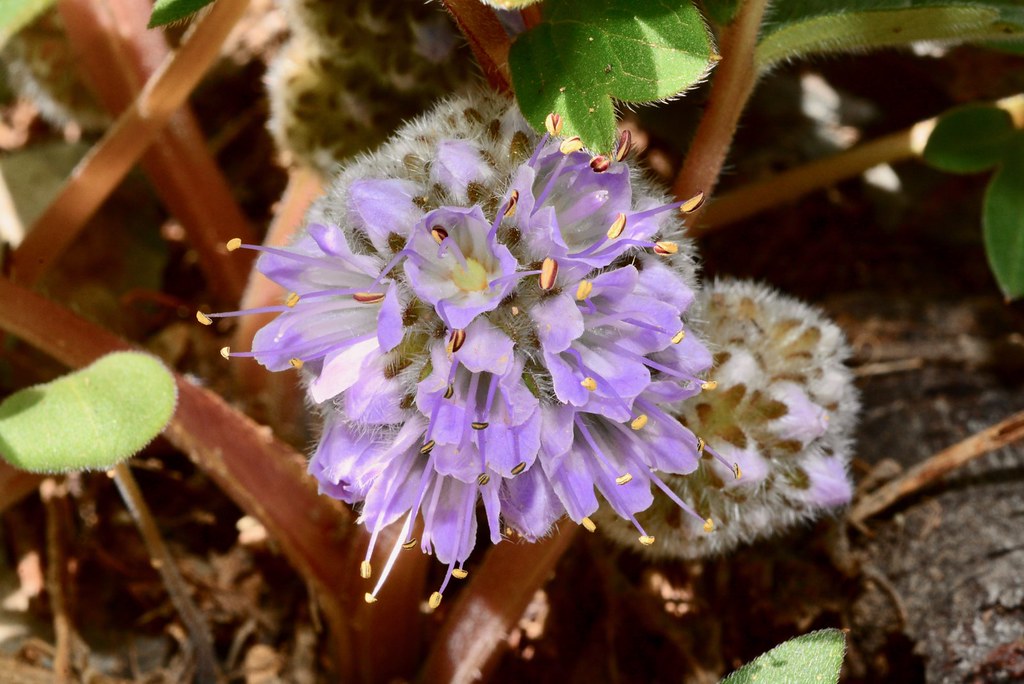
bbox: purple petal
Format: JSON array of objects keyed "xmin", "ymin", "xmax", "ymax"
[
  {"xmin": 531, "ymin": 293, "xmax": 584, "ymax": 353},
  {"xmin": 500, "ymin": 465, "xmax": 563, "ymax": 541},
  {"xmin": 377, "ymin": 283, "xmax": 404, "ymax": 353},
  {"xmin": 455, "ymin": 318, "xmax": 515, "ymax": 375},
  {"xmin": 347, "ymin": 179, "xmax": 424, "ymax": 253},
  {"xmin": 310, "ymin": 337, "xmax": 379, "ymax": 404}
]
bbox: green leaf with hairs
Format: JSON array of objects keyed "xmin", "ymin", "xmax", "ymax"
[
  {"xmin": 923, "ymin": 105, "xmax": 1017, "ymax": 174},
  {"xmin": 720, "ymin": 629, "xmax": 846, "ymax": 684},
  {"xmin": 0, "ymin": 0, "xmax": 56, "ymax": 49},
  {"xmin": 756, "ymin": 1, "xmax": 1024, "ymax": 70},
  {"xmin": 983, "ymin": 134, "xmax": 1024, "ymax": 300},
  {"xmin": 149, "ymin": 0, "xmax": 216, "ymax": 28},
  {"xmin": 0, "ymin": 352, "xmax": 178, "ymax": 473},
  {"xmin": 509, "ymin": 0, "xmax": 715, "ymax": 153}
]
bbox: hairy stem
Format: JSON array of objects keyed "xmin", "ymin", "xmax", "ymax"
[
  {"xmin": 440, "ymin": 0, "xmax": 511, "ymax": 93},
  {"xmin": 671, "ymin": 0, "xmax": 771, "ymax": 221}
]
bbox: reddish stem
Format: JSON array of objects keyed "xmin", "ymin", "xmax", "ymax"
[{"xmin": 440, "ymin": 0, "xmax": 511, "ymax": 93}]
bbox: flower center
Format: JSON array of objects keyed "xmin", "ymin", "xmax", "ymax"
[{"xmin": 451, "ymin": 257, "xmax": 489, "ymax": 292}]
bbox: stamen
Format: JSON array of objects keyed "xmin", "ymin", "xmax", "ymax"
[
  {"xmin": 364, "ymin": 593, "xmax": 377, "ymax": 604},
  {"xmin": 615, "ymin": 130, "xmax": 632, "ymax": 162},
  {"xmin": 654, "ymin": 241, "xmax": 678, "ymax": 255},
  {"xmin": 477, "ymin": 474, "xmax": 490, "ymax": 485},
  {"xmin": 580, "ymin": 516, "xmax": 597, "ymax": 532},
  {"xmin": 200, "ymin": 305, "xmax": 291, "ymax": 321},
  {"xmin": 638, "ymin": 535, "xmax": 655, "ymax": 545},
  {"xmin": 671, "ymin": 330, "xmax": 686, "ymax": 344},
  {"xmin": 402, "ymin": 538, "xmax": 418, "ymax": 549},
  {"xmin": 289, "ymin": 358, "xmax": 304, "ymax": 369},
  {"xmin": 429, "ymin": 591, "xmax": 443, "ymax": 609},
  {"xmin": 696, "ymin": 436, "xmax": 706, "ymax": 455},
  {"xmin": 420, "ymin": 440, "xmax": 436, "ymax": 455},
  {"xmin": 733, "ymin": 463, "xmax": 743, "ymax": 480},
  {"xmin": 431, "ymin": 226, "xmax": 449, "ymax": 244},
  {"xmin": 539, "ymin": 258, "xmax": 558, "ymax": 290},
  {"xmin": 360, "ymin": 560, "xmax": 372, "ymax": 579},
  {"xmin": 590, "ymin": 155, "xmax": 610, "ymax": 173},
  {"xmin": 545, "ymin": 112, "xmax": 563, "ymax": 136},
  {"xmin": 353, "ymin": 292, "xmax": 386, "ymax": 304},
  {"xmin": 452, "ymin": 568, "xmax": 469, "ymax": 579},
  {"xmin": 680, "ymin": 191, "xmax": 706, "ymax": 214},
  {"xmin": 366, "ymin": 510, "xmax": 417, "ymax": 603},
  {"xmin": 472, "ymin": 422, "xmax": 489, "ymax": 430},
  {"xmin": 630, "ymin": 414, "xmax": 648, "ymax": 430},
  {"xmin": 436, "ymin": 236, "xmax": 469, "ymax": 270},
  {"xmin": 701, "ymin": 380, "xmax": 718, "ymax": 390},
  {"xmin": 615, "ymin": 473, "xmax": 633, "ymax": 485},
  {"xmin": 488, "ymin": 269, "xmax": 541, "ymax": 289},
  {"xmin": 511, "ymin": 462, "xmax": 527, "ymax": 475},
  {"xmin": 286, "ymin": 292, "xmax": 300, "ymax": 307},
  {"xmin": 448, "ymin": 328, "xmax": 467, "ymax": 353},
  {"xmin": 580, "ymin": 377, "xmax": 597, "ymax": 391},
  {"xmin": 226, "ymin": 238, "xmax": 242, "ymax": 251},
  {"xmin": 704, "ymin": 518, "xmax": 715, "ymax": 533},
  {"xmin": 511, "ymin": 306, "xmax": 520, "ymax": 316},
  {"xmin": 504, "ymin": 190, "xmax": 519, "ymax": 217},
  {"xmin": 576, "ymin": 280, "xmax": 593, "ymax": 300},
  {"xmin": 606, "ymin": 212, "xmax": 627, "ymax": 240},
  {"xmin": 196, "ymin": 311, "xmax": 212, "ymax": 325},
  {"xmin": 559, "ymin": 136, "xmax": 583, "ymax": 155},
  {"xmin": 220, "ymin": 346, "xmax": 231, "ymax": 360},
  {"xmin": 444, "ymin": 385, "xmax": 454, "ymax": 399}
]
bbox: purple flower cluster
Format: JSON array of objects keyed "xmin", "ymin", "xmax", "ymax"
[{"xmin": 208, "ymin": 92, "xmax": 724, "ymax": 605}]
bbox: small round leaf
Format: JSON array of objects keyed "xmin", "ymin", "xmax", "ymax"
[
  {"xmin": 924, "ymin": 105, "xmax": 1017, "ymax": 174},
  {"xmin": 0, "ymin": 352, "xmax": 178, "ymax": 472},
  {"xmin": 720, "ymin": 628, "xmax": 846, "ymax": 684}
]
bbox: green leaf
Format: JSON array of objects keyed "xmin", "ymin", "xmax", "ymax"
[
  {"xmin": 0, "ymin": 352, "xmax": 178, "ymax": 473},
  {"xmin": 720, "ymin": 629, "xmax": 846, "ymax": 684},
  {"xmin": 509, "ymin": 0, "xmax": 715, "ymax": 153},
  {"xmin": 148, "ymin": 0, "xmax": 216, "ymax": 28},
  {"xmin": 923, "ymin": 105, "xmax": 1017, "ymax": 174},
  {"xmin": 0, "ymin": 0, "xmax": 56, "ymax": 50},
  {"xmin": 756, "ymin": 1, "xmax": 1024, "ymax": 70},
  {"xmin": 983, "ymin": 134, "xmax": 1024, "ymax": 300}
]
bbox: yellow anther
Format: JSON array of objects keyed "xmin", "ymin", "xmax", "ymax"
[
  {"xmin": 630, "ymin": 414, "xmax": 648, "ymax": 431},
  {"xmin": 471, "ymin": 421, "xmax": 489, "ymax": 430},
  {"xmin": 701, "ymin": 380, "xmax": 718, "ymax": 391},
  {"xmin": 615, "ymin": 473, "xmax": 633, "ymax": 485},
  {"xmin": 219, "ymin": 346, "xmax": 231, "ymax": 360},
  {"xmin": 680, "ymin": 191, "xmax": 706, "ymax": 214},
  {"xmin": 289, "ymin": 358, "xmax": 304, "ymax": 369},
  {"xmin": 580, "ymin": 517, "xmax": 597, "ymax": 532},
  {"xmin": 420, "ymin": 440, "xmax": 436, "ymax": 455},
  {"xmin": 444, "ymin": 385, "xmax": 455, "ymax": 399},
  {"xmin": 504, "ymin": 190, "xmax": 520, "ymax": 217},
  {"xmin": 671, "ymin": 330, "xmax": 686, "ymax": 344},
  {"xmin": 196, "ymin": 311, "xmax": 213, "ymax": 325},
  {"xmin": 428, "ymin": 592, "xmax": 443, "ymax": 609},
  {"xmin": 360, "ymin": 561, "xmax": 372, "ymax": 579},
  {"xmin": 511, "ymin": 306, "xmax": 520, "ymax": 316},
  {"xmin": 615, "ymin": 130, "xmax": 632, "ymax": 162},
  {"xmin": 703, "ymin": 518, "xmax": 715, "ymax": 533},
  {"xmin": 539, "ymin": 257, "xmax": 559, "ymax": 290},
  {"xmin": 452, "ymin": 568, "xmax": 469, "ymax": 579},
  {"xmin": 638, "ymin": 535, "xmax": 655, "ymax": 546},
  {"xmin": 654, "ymin": 241, "xmax": 678, "ymax": 255},
  {"xmin": 511, "ymin": 462, "xmax": 527, "ymax": 476},
  {"xmin": 576, "ymin": 280, "xmax": 593, "ymax": 300},
  {"xmin": 606, "ymin": 212, "xmax": 627, "ymax": 240},
  {"xmin": 354, "ymin": 292, "xmax": 386, "ymax": 304},
  {"xmin": 545, "ymin": 112, "xmax": 563, "ymax": 136},
  {"xmin": 559, "ymin": 136, "xmax": 584, "ymax": 155},
  {"xmin": 226, "ymin": 238, "xmax": 242, "ymax": 251},
  {"xmin": 364, "ymin": 593, "xmax": 377, "ymax": 604},
  {"xmin": 477, "ymin": 473, "xmax": 491, "ymax": 486},
  {"xmin": 402, "ymin": 538, "xmax": 418, "ymax": 549},
  {"xmin": 732, "ymin": 463, "xmax": 742, "ymax": 480},
  {"xmin": 580, "ymin": 377, "xmax": 598, "ymax": 391},
  {"xmin": 448, "ymin": 328, "xmax": 467, "ymax": 353},
  {"xmin": 696, "ymin": 436, "xmax": 706, "ymax": 455},
  {"xmin": 286, "ymin": 292, "xmax": 300, "ymax": 307},
  {"xmin": 430, "ymin": 226, "xmax": 449, "ymax": 244}
]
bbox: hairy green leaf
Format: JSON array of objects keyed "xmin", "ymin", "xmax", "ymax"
[
  {"xmin": 924, "ymin": 105, "xmax": 1017, "ymax": 174},
  {"xmin": 720, "ymin": 629, "xmax": 846, "ymax": 684},
  {"xmin": 0, "ymin": 0, "xmax": 56, "ymax": 49},
  {"xmin": 756, "ymin": 1, "xmax": 1024, "ymax": 70},
  {"xmin": 983, "ymin": 134, "xmax": 1024, "ymax": 300},
  {"xmin": 149, "ymin": 0, "xmax": 216, "ymax": 28},
  {"xmin": 509, "ymin": 0, "xmax": 715, "ymax": 153},
  {"xmin": 0, "ymin": 352, "xmax": 178, "ymax": 473}
]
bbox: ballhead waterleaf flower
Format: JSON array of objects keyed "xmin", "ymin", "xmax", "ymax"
[
  {"xmin": 597, "ymin": 280, "xmax": 859, "ymax": 559},
  {"xmin": 207, "ymin": 89, "xmax": 719, "ymax": 604}
]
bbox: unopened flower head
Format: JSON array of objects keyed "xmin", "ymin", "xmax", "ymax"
[
  {"xmin": 597, "ymin": 279, "xmax": 859, "ymax": 559},
  {"xmin": 207, "ymin": 90, "xmax": 718, "ymax": 603}
]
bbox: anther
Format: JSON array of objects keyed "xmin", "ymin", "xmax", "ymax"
[
  {"xmin": 360, "ymin": 560, "xmax": 372, "ymax": 579},
  {"xmin": 504, "ymin": 190, "xmax": 519, "ymax": 217},
  {"xmin": 354, "ymin": 292, "xmax": 386, "ymax": 304},
  {"xmin": 196, "ymin": 311, "xmax": 212, "ymax": 325},
  {"xmin": 732, "ymin": 463, "xmax": 742, "ymax": 480},
  {"xmin": 430, "ymin": 226, "xmax": 449, "ymax": 244},
  {"xmin": 590, "ymin": 155, "xmax": 610, "ymax": 173},
  {"xmin": 638, "ymin": 535, "xmax": 655, "ymax": 546},
  {"xmin": 615, "ymin": 130, "xmax": 632, "ymax": 162},
  {"xmin": 545, "ymin": 112, "xmax": 563, "ymax": 136},
  {"xmin": 630, "ymin": 414, "xmax": 648, "ymax": 431},
  {"xmin": 539, "ymin": 258, "xmax": 558, "ymax": 290},
  {"xmin": 653, "ymin": 241, "xmax": 678, "ymax": 255},
  {"xmin": 477, "ymin": 474, "xmax": 490, "ymax": 486},
  {"xmin": 226, "ymin": 238, "xmax": 242, "ymax": 251},
  {"xmin": 703, "ymin": 518, "xmax": 715, "ymax": 533},
  {"xmin": 671, "ymin": 330, "xmax": 686, "ymax": 344},
  {"xmin": 448, "ymin": 328, "xmax": 467, "ymax": 353},
  {"xmin": 576, "ymin": 280, "xmax": 593, "ymax": 300},
  {"xmin": 580, "ymin": 377, "xmax": 597, "ymax": 391},
  {"xmin": 471, "ymin": 421, "xmax": 489, "ymax": 430},
  {"xmin": 428, "ymin": 592, "xmax": 443, "ymax": 609},
  {"xmin": 696, "ymin": 436, "xmax": 706, "ymax": 455},
  {"xmin": 402, "ymin": 538, "xmax": 418, "ymax": 549},
  {"xmin": 701, "ymin": 380, "xmax": 718, "ymax": 390},
  {"xmin": 289, "ymin": 358, "xmax": 304, "ymax": 369},
  {"xmin": 511, "ymin": 306, "xmax": 520, "ymax": 316},
  {"xmin": 444, "ymin": 385, "xmax": 454, "ymax": 399},
  {"xmin": 559, "ymin": 136, "xmax": 584, "ymax": 155},
  {"xmin": 364, "ymin": 593, "xmax": 377, "ymax": 604},
  {"xmin": 511, "ymin": 462, "xmax": 527, "ymax": 475},
  {"xmin": 452, "ymin": 568, "xmax": 469, "ymax": 579},
  {"xmin": 286, "ymin": 292, "xmax": 300, "ymax": 307},
  {"xmin": 420, "ymin": 440, "xmax": 436, "ymax": 455},
  {"xmin": 580, "ymin": 517, "xmax": 597, "ymax": 532},
  {"xmin": 615, "ymin": 473, "xmax": 633, "ymax": 485},
  {"xmin": 606, "ymin": 212, "xmax": 627, "ymax": 240},
  {"xmin": 680, "ymin": 191, "xmax": 706, "ymax": 214},
  {"xmin": 219, "ymin": 346, "xmax": 231, "ymax": 360}
]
